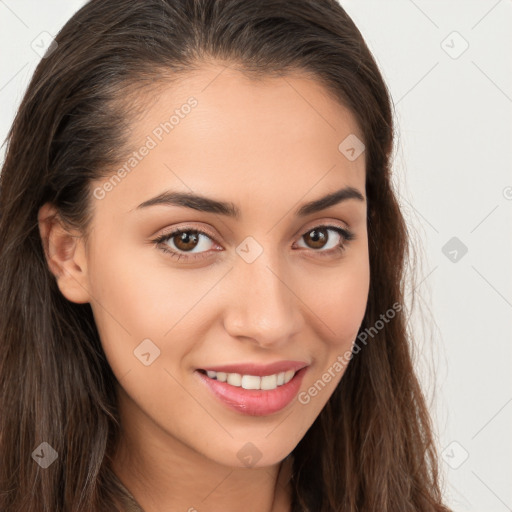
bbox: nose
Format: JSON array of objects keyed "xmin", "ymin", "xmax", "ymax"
[{"xmin": 222, "ymin": 252, "xmax": 305, "ymax": 349}]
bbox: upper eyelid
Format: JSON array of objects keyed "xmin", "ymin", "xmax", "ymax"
[{"xmin": 293, "ymin": 221, "xmax": 350, "ymax": 241}]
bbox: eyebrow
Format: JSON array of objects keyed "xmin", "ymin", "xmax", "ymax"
[{"xmin": 135, "ymin": 185, "xmax": 365, "ymax": 218}]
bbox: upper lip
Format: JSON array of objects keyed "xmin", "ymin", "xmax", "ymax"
[{"xmin": 198, "ymin": 360, "xmax": 309, "ymax": 377}]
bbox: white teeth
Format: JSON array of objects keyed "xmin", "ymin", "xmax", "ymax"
[
  {"xmin": 260, "ymin": 374, "xmax": 277, "ymax": 390},
  {"xmin": 284, "ymin": 370, "xmax": 295, "ymax": 384},
  {"xmin": 203, "ymin": 370, "xmax": 296, "ymax": 390},
  {"xmin": 227, "ymin": 373, "xmax": 242, "ymax": 386},
  {"xmin": 241, "ymin": 375, "xmax": 260, "ymax": 390}
]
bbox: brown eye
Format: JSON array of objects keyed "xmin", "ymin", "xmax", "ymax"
[
  {"xmin": 295, "ymin": 224, "xmax": 354, "ymax": 256},
  {"xmin": 154, "ymin": 228, "xmax": 217, "ymax": 262},
  {"xmin": 303, "ymin": 227, "xmax": 329, "ymax": 249},
  {"xmin": 173, "ymin": 231, "xmax": 201, "ymax": 252}
]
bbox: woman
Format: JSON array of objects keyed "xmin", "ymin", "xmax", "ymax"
[{"xmin": 0, "ymin": 1, "xmax": 452, "ymax": 511}]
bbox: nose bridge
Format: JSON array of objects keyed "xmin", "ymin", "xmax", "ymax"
[{"xmin": 222, "ymin": 246, "xmax": 304, "ymax": 346}]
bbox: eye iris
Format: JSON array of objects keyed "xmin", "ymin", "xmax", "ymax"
[
  {"xmin": 305, "ymin": 228, "xmax": 328, "ymax": 249},
  {"xmin": 174, "ymin": 231, "xmax": 200, "ymax": 251}
]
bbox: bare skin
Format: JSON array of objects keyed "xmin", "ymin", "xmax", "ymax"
[{"xmin": 38, "ymin": 61, "xmax": 369, "ymax": 512}]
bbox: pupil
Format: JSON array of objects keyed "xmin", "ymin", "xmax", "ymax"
[
  {"xmin": 176, "ymin": 231, "xmax": 199, "ymax": 251},
  {"xmin": 308, "ymin": 228, "xmax": 326, "ymax": 248}
]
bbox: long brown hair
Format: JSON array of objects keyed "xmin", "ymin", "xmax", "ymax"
[{"xmin": 0, "ymin": 1, "xmax": 451, "ymax": 510}]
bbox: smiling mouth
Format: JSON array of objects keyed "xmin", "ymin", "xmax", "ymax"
[
  {"xmin": 195, "ymin": 366, "xmax": 309, "ymax": 416},
  {"xmin": 196, "ymin": 368, "xmax": 296, "ymax": 391}
]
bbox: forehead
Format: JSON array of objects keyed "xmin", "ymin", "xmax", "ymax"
[{"xmin": 94, "ymin": 64, "xmax": 366, "ymax": 217}]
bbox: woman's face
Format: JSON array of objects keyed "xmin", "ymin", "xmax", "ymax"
[{"xmin": 71, "ymin": 64, "xmax": 369, "ymax": 467}]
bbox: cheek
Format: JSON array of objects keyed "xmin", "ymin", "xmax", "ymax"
[
  {"xmin": 86, "ymin": 237, "xmax": 228, "ymax": 383},
  {"xmin": 331, "ymin": 264, "xmax": 369, "ymax": 340},
  {"xmin": 304, "ymin": 249, "xmax": 370, "ymax": 349},
  {"xmin": 86, "ymin": 242, "xmax": 187, "ymax": 368},
  {"xmin": 295, "ymin": 253, "xmax": 369, "ymax": 414}
]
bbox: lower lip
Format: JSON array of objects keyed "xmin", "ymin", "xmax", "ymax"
[{"xmin": 195, "ymin": 367, "xmax": 308, "ymax": 416}]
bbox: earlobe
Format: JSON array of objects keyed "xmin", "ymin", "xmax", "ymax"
[{"xmin": 37, "ymin": 203, "xmax": 91, "ymax": 304}]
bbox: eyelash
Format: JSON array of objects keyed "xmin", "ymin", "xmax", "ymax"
[{"xmin": 153, "ymin": 224, "xmax": 355, "ymax": 263}]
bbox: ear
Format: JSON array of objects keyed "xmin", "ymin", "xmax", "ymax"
[{"xmin": 38, "ymin": 202, "xmax": 91, "ymax": 304}]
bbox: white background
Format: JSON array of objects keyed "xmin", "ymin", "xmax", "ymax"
[{"xmin": 1, "ymin": 1, "xmax": 511, "ymax": 511}]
